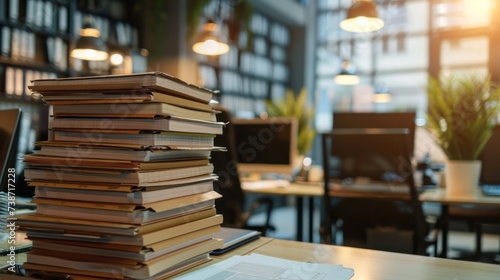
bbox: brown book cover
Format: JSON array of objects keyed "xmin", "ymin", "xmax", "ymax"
[
  {"xmin": 50, "ymin": 116, "xmax": 224, "ymax": 134},
  {"xmin": 44, "ymin": 91, "xmax": 214, "ymax": 112},
  {"xmin": 25, "ymin": 238, "xmax": 221, "ymax": 279},
  {"xmin": 31, "ymin": 192, "xmax": 221, "ymax": 224},
  {"xmin": 51, "ymin": 101, "xmax": 218, "ymax": 121},
  {"xmin": 28, "ymin": 72, "xmax": 214, "ymax": 103},
  {"xmin": 25, "ymin": 215, "xmax": 223, "ymax": 246},
  {"xmin": 35, "ymin": 141, "xmax": 222, "ymax": 162},
  {"xmin": 30, "ymin": 225, "xmax": 221, "ymax": 261},
  {"xmin": 24, "ymin": 154, "xmax": 210, "ymax": 170},
  {"xmin": 33, "ymin": 180, "xmax": 214, "ymax": 204},
  {"xmin": 24, "ymin": 164, "xmax": 214, "ymax": 184},
  {"xmin": 18, "ymin": 207, "xmax": 216, "ymax": 236},
  {"xmin": 50, "ymin": 130, "xmax": 216, "ymax": 147}
]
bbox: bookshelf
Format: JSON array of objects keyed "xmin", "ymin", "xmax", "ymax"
[
  {"xmin": 0, "ymin": 0, "xmax": 146, "ymax": 98},
  {"xmin": 0, "ymin": 0, "xmax": 146, "ymax": 190},
  {"xmin": 195, "ymin": 2, "xmax": 293, "ymax": 116}
]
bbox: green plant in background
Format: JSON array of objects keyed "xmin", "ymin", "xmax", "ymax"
[
  {"xmin": 265, "ymin": 88, "xmax": 316, "ymax": 156},
  {"xmin": 426, "ymin": 74, "xmax": 500, "ymax": 160}
]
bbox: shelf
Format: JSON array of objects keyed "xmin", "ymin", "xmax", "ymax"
[{"xmin": 0, "ymin": 57, "xmax": 66, "ymax": 75}]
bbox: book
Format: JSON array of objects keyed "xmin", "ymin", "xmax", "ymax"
[
  {"xmin": 33, "ymin": 180, "xmax": 214, "ymax": 204},
  {"xmin": 51, "ymin": 116, "xmax": 224, "ymax": 134},
  {"xmin": 44, "ymin": 91, "xmax": 214, "ymax": 111},
  {"xmin": 25, "ymin": 164, "xmax": 214, "ymax": 184},
  {"xmin": 51, "ymin": 101, "xmax": 218, "ymax": 121},
  {"xmin": 27, "ymin": 174, "xmax": 218, "ymax": 191},
  {"xmin": 51, "ymin": 130, "xmax": 216, "ymax": 147},
  {"xmin": 24, "ymin": 154, "xmax": 210, "ymax": 170},
  {"xmin": 32, "ymin": 192, "xmax": 221, "ymax": 224},
  {"xmin": 25, "ymin": 238, "xmax": 223, "ymax": 279},
  {"xmin": 41, "ymin": 90, "xmax": 212, "ymax": 110},
  {"xmin": 18, "ymin": 208, "xmax": 217, "ymax": 237},
  {"xmin": 26, "ymin": 214, "xmax": 224, "ymax": 246},
  {"xmin": 24, "ymin": 253, "xmax": 211, "ymax": 280},
  {"xmin": 30, "ymin": 227, "xmax": 219, "ymax": 261},
  {"xmin": 210, "ymin": 227, "xmax": 261, "ymax": 255},
  {"xmin": 35, "ymin": 141, "xmax": 223, "ymax": 162},
  {"xmin": 28, "ymin": 72, "xmax": 215, "ymax": 103}
]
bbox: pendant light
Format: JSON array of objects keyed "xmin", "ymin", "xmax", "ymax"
[
  {"xmin": 334, "ymin": 60, "xmax": 360, "ymax": 85},
  {"xmin": 70, "ymin": 17, "xmax": 108, "ymax": 61},
  {"xmin": 373, "ymin": 85, "xmax": 392, "ymax": 103},
  {"xmin": 192, "ymin": 19, "xmax": 230, "ymax": 56},
  {"xmin": 340, "ymin": 0, "xmax": 384, "ymax": 33}
]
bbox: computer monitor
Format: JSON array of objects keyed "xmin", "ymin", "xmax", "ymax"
[
  {"xmin": 231, "ymin": 117, "xmax": 298, "ymax": 175},
  {"xmin": 327, "ymin": 128, "xmax": 413, "ymax": 183},
  {"xmin": 0, "ymin": 108, "xmax": 22, "ymax": 193},
  {"xmin": 478, "ymin": 125, "xmax": 500, "ymax": 185},
  {"xmin": 332, "ymin": 111, "xmax": 417, "ymax": 155}
]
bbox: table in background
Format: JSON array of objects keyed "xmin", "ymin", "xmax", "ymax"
[
  {"xmin": 249, "ymin": 238, "xmax": 500, "ymax": 280},
  {"xmin": 420, "ymin": 189, "xmax": 500, "ymax": 258},
  {"xmin": 242, "ymin": 181, "xmax": 323, "ymax": 242},
  {"xmin": 244, "ymin": 181, "xmax": 500, "ymax": 258}
]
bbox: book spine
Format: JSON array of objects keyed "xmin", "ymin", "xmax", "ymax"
[{"xmin": 52, "ymin": 131, "xmax": 214, "ymax": 147}]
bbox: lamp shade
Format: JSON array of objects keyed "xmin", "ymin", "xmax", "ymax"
[
  {"xmin": 334, "ymin": 61, "xmax": 360, "ymax": 85},
  {"xmin": 373, "ymin": 85, "xmax": 392, "ymax": 103},
  {"xmin": 192, "ymin": 19, "xmax": 230, "ymax": 56},
  {"xmin": 70, "ymin": 19, "xmax": 108, "ymax": 61},
  {"xmin": 340, "ymin": 0, "xmax": 384, "ymax": 33}
]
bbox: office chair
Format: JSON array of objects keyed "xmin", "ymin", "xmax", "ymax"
[
  {"xmin": 475, "ymin": 222, "xmax": 500, "ymax": 262},
  {"xmin": 211, "ymin": 106, "xmax": 275, "ymax": 236},
  {"xmin": 320, "ymin": 128, "xmax": 438, "ymax": 256}
]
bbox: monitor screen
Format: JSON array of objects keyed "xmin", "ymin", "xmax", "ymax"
[
  {"xmin": 327, "ymin": 128, "xmax": 413, "ymax": 183},
  {"xmin": 479, "ymin": 125, "xmax": 500, "ymax": 185},
  {"xmin": 231, "ymin": 117, "xmax": 298, "ymax": 175},
  {"xmin": 333, "ymin": 112, "xmax": 417, "ymax": 155},
  {"xmin": 0, "ymin": 108, "xmax": 22, "ymax": 193}
]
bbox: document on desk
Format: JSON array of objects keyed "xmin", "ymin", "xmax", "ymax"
[
  {"xmin": 174, "ymin": 253, "xmax": 354, "ymax": 280},
  {"xmin": 241, "ymin": 179, "xmax": 290, "ymax": 190}
]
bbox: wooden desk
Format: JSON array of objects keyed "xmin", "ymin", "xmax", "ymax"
[
  {"xmin": 243, "ymin": 181, "xmax": 323, "ymax": 242},
  {"xmin": 420, "ymin": 189, "xmax": 500, "ymax": 258},
  {"xmin": 244, "ymin": 182, "xmax": 500, "ymax": 258},
  {"xmin": 249, "ymin": 238, "xmax": 500, "ymax": 280},
  {"xmin": 6, "ymin": 237, "xmax": 500, "ymax": 279}
]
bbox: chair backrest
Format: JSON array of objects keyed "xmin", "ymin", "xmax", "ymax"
[
  {"xmin": 321, "ymin": 128, "xmax": 429, "ymax": 255},
  {"xmin": 211, "ymin": 106, "xmax": 245, "ymax": 227}
]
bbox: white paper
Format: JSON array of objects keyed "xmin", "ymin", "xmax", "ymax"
[
  {"xmin": 241, "ymin": 179, "xmax": 290, "ymax": 190},
  {"xmin": 174, "ymin": 253, "xmax": 354, "ymax": 280}
]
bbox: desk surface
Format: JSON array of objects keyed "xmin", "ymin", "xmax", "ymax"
[
  {"xmin": 4, "ymin": 237, "xmax": 500, "ymax": 279},
  {"xmin": 420, "ymin": 188, "xmax": 500, "ymax": 206},
  {"xmin": 242, "ymin": 181, "xmax": 323, "ymax": 197},
  {"xmin": 249, "ymin": 239, "xmax": 500, "ymax": 280},
  {"xmin": 243, "ymin": 181, "xmax": 500, "ymax": 206}
]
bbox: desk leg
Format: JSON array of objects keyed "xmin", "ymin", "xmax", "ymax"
[
  {"xmin": 297, "ymin": 196, "xmax": 303, "ymax": 241},
  {"xmin": 309, "ymin": 197, "xmax": 314, "ymax": 243},
  {"xmin": 439, "ymin": 204, "xmax": 449, "ymax": 258}
]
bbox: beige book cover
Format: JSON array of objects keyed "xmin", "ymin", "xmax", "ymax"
[
  {"xmin": 28, "ymin": 71, "xmax": 214, "ymax": 103},
  {"xmin": 18, "ymin": 207, "xmax": 216, "ymax": 236}
]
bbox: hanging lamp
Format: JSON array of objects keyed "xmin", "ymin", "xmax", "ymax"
[
  {"xmin": 70, "ymin": 17, "xmax": 109, "ymax": 61},
  {"xmin": 340, "ymin": 0, "xmax": 384, "ymax": 33},
  {"xmin": 373, "ymin": 85, "xmax": 392, "ymax": 103},
  {"xmin": 334, "ymin": 60, "xmax": 360, "ymax": 85},
  {"xmin": 192, "ymin": 19, "xmax": 230, "ymax": 56}
]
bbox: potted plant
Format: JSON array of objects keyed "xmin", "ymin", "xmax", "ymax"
[
  {"xmin": 265, "ymin": 88, "xmax": 316, "ymax": 160},
  {"xmin": 426, "ymin": 73, "xmax": 500, "ymax": 197}
]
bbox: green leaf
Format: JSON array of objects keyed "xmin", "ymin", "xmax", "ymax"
[
  {"xmin": 265, "ymin": 88, "xmax": 316, "ymax": 155},
  {"xmin": 426, "ymin": 73, "xmax": 500, "ymax": 160}
]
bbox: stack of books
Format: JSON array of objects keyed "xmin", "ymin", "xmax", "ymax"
[{"xmin": 18, "ymin": 72, "xmax": 226, "ymax": 279}]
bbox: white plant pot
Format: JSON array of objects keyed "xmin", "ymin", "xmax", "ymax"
[{"xmin": 445, "ymin": 160, "xmax": 481, "ymax": 198}]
